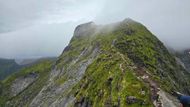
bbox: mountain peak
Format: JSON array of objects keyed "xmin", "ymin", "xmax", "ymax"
[
  {"xmin": 73, "ymin": 18, "xmax": 137, "ymax": 38},
  {"xmin": 74, "ymin": 21, "xmax": 97, "ymax": 37},
  {"xmin": 123, "ymin": 18, "xmax": 135, "ymax": 22}
]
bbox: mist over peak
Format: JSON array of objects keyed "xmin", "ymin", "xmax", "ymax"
[{"xmin": 0, "ymin": 0, "xmax": 190, "ymax": 58}]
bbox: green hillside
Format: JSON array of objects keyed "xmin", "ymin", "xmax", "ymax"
[
  {"xmin": 0, "ymin": 60, "xmax": 52, "ymax": 106},
  {"xmin": 59, "ymin": 19, "xmax": 190, "ymax": 107},
  {"xmin": 0, "ymin": 19, "xmax": 189, "ymax": 107}
]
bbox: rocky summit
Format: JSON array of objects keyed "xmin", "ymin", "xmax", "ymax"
[{"xmin": 0, "ymin": 18, "xmax": 190, "ymax": 107}]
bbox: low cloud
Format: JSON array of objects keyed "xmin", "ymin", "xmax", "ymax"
[{"xmin": 0, "ymin": 0, "xmax": 190, "ymax": 58}]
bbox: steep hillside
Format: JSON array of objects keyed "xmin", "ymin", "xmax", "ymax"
[
  {"xmin": 0, "ymin": 60, "xmax": 53, "ymax": 106},
  {"xmin": 0, "ymin": 57, "xmax": 57, "ymax": 80},
  {"xmin": 0, "ymin": 58, "xmax": 21, "ymax": 80},
  {"xmin": 0, "ymin": 18, "xmax": 190, "ymax": 107}
]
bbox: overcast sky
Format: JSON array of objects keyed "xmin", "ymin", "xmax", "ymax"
[{"xmin": 0, "ymin": 0, "xmax": 190, "ymax": 59}]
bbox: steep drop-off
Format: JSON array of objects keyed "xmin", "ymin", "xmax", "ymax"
[{"xmin": 1, "ymin": 18, "xmax": 190, "ymax": 107}]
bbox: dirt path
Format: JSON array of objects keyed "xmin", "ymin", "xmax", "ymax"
[
  {"xmin": 117, "ymin": 52, "xmax": 178, "ymax": 107},
  {"xmin": 135, "ymin": 68, "xmax": 162, "ymax": 107},
  {"xmin": 118, "ymin": 52, "xmax": 159, "ymax": 104},
  {"xmin": 134, "ymin": 67, "xmax": 179, "ymax": 107},
  {"xmin": 158, "ymin": 90, "xmax": 177, "ymax": 107}
]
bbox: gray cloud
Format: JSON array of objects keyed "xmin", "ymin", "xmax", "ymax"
[
  {"xmin": 0, "ymin": 0, "xmax": 190, "ymax": 58},
  {"xmin": 95, "ymin": 0, "xmax": 190, "ymax": 50}
]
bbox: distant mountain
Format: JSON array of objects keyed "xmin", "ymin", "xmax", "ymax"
[
  {"xmin": 0, "ymin": 57, "xmax": 57, "ymax": 80},
  {"xmin": 0, "ymin": 58, "xmax": 21, "ymax": 80},
  {"xmin": 175, "ymin": 49, "xmax": 190, "ymax": 73},
  {"xmin": 0, "ymin": 19, "xmax": 190, "ymax": 107},
  {"xmin": 15, "ymin": 57, "xmax": 57, "ymax": 65},
  {"xmin": 15, "ymin": 59, "xmax": 39, "ymax": 65}
]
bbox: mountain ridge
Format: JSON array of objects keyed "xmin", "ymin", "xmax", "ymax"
[{"xmin": 0, "ymin": 18, "xmax": 190, "ymax": 107}]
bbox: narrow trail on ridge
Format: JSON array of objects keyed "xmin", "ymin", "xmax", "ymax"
[{"xmin": 117, "ymin": 52, "xmax": 170, "ymax": 107}]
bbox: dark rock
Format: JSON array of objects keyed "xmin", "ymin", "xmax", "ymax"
[
  {"xmin": 63, "ymin": 45, "xmax": 71, "ymax": 52},
  {"xmin": 125, "ymin": 29, "xmax": 135, "ymax": 35},
  {"xmin": 74, "ymin": 97, "xmax": 92, "ymax": 107},
  {"xmin": 74, "ymin": 90, "xmax": 79, "ymax": 97},
  {"xmin": 108, "ymin": 77, "xmax": 113, "ymax": 82},
  {"xmin": 29, "ymin": 72, "xmax": 38, "ymax": 78},
  {"xmin": 126, "ymin": 96, "xmax": 139, "ymax": 104},
  {"xmin": 104, "ymin": 98, "xmax": 112, "ymax": 107},
  {"xmin": 107, "ymin": 77, "xmax": 113, "ymax": 86}
]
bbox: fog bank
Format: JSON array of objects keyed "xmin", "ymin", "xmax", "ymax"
[{"xmin": 0, "ymin": 0, "xmax": 190, "ymax": 58}]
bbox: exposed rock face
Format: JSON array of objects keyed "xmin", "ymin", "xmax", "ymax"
[
  {"xmin": 29, "ymin": 46, "xmax": 100, "ymax": 107},
  {"xmin": 126, "ymin": 96, "xmax": 140, "ymax": 104},
  {"xmin": 11, "ymin": 73, "xmax": 38, "ymax": 96}
]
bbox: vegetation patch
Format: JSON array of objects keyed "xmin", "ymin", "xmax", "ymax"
[{"xmin": 0, "ymin": 60, "xmax": 53, "ymax": 106}]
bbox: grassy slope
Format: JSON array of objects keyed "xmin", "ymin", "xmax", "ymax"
[
  {"xmin": 0, "ymin": 60, "xmax": 53, "ymax": 106},
  {"xmin": 113, "ymin": 21, "xmax": 190, "ymax": 92},
  {"xmin": 72, "ymin": 53, "xmax": 152, "ymax": 107}
]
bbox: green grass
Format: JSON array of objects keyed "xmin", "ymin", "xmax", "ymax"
[
  {"xmin": 112, "ymin": 20, "xmax": 190, "ymax": 93},
  {"xmin": 72, "ymin": 52, "xmax": 152, "ymax": 107},
  {"xmin": 0, "ymin": 60, "xmax": 53, "ymax": 106}
]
